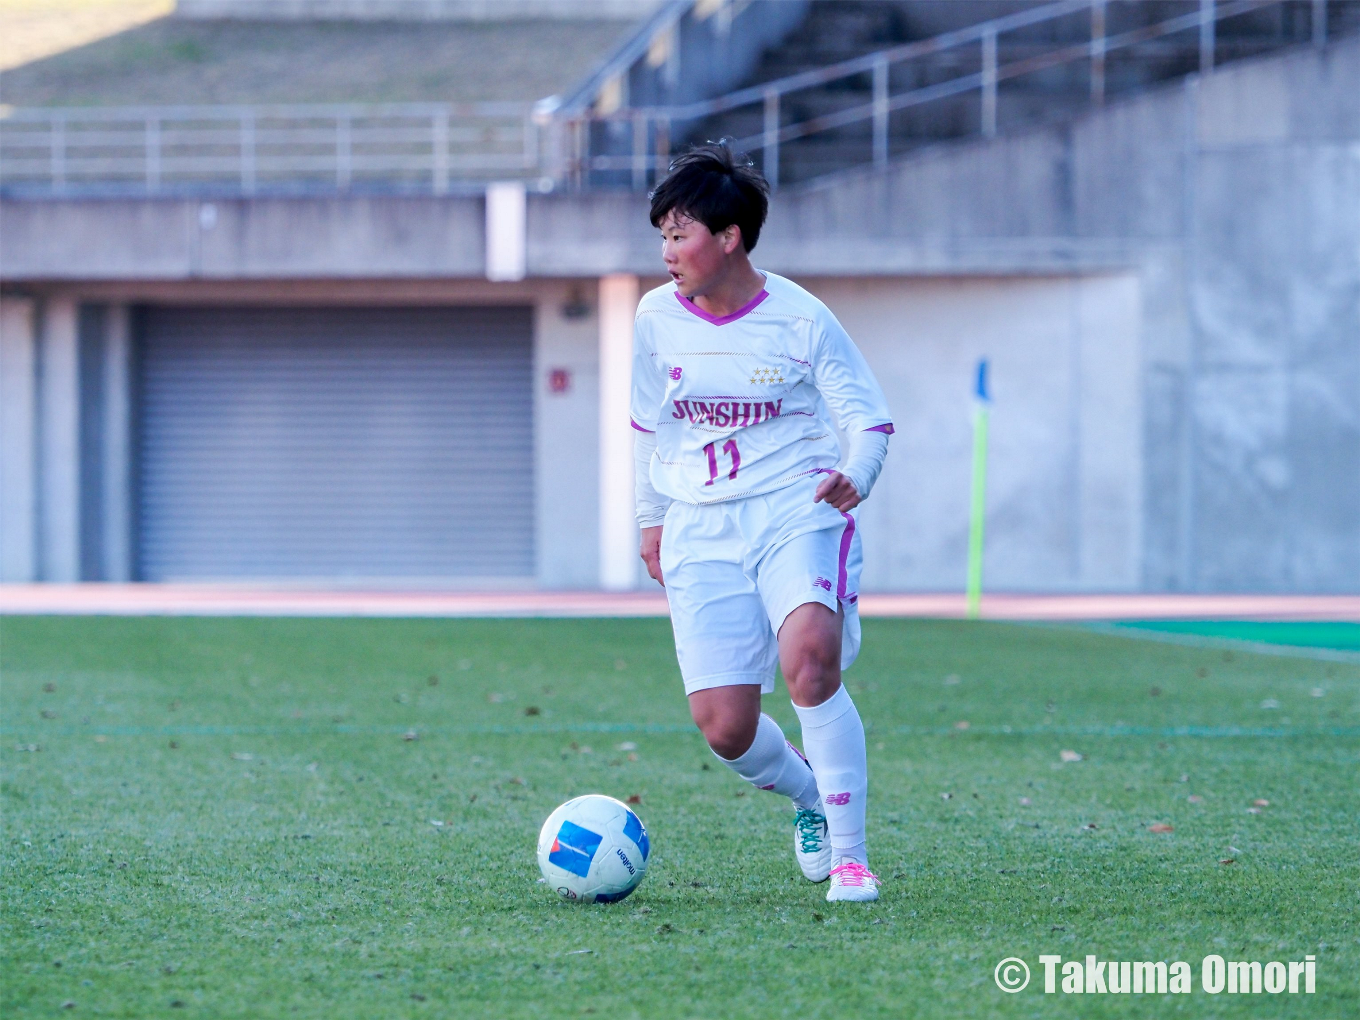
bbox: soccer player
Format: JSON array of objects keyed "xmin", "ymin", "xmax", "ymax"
[{"xmin": 631, "ymin": 144, "xmax": 894, "ymax": 902}]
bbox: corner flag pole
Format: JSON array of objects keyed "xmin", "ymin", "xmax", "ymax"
[{"xmin": 966, "ymin": 359, "xmax": 991, "ymax": 619}]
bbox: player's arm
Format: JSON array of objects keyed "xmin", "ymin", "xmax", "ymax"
[
  {"xmin": 636, "ymin": 429, "xmax": 667, "ymax": 586},
  {"xmin": 809, "ymin": 316, "xmax": 894, "ymax": 511},
  {"xmin": 813, "ymin": 428, "xmax": 891, "ymax": 511},
  {"xmin": 630, "ymin": 313, "xmax": 670, "ymax": 585}
]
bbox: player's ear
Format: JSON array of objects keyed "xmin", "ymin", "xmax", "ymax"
[{"xmin": 720, "ymin": 224, "xmax": 743, "ymax": 255}]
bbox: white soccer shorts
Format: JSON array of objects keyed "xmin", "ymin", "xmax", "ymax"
[{"xmin": 660, "ymin": 473, "xmax": 863, "ymax": 696}]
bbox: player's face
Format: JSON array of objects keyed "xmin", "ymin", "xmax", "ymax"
[{"xmin": 658, "ymin": 211, "xmax": 736, "ymax": 297}]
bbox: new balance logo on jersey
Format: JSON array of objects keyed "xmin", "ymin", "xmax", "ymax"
[
  {"xmin": 671, "ymin": 399, "xmax": 782, "ymax": 427},
  {"xmin": 814, "ymin": 577, "xmax": 832, "ymax": 591},
  {"xmin": 669, "ymin": 367, "xmax": 683, "ymax": 380},
  {"xmin": 750, "ymin": 367, "xmax": 785, "ymax": 385},
  {"xmin": 825, "ymin": 792, "xmax": 852, "ymax": 806}
]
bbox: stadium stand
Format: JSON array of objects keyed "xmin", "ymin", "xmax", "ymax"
[
  {"xmin": 0, "ymin": 6, "xmax": 643, "ymax": 106},
  {"xmin": 678, "ymin": 0, "xmax": 1360, "ymax": 182}
]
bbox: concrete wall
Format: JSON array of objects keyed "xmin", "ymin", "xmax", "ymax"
[
  {"xmin": 37, "ymin": 298, "xmax": 82, "ymax": 583},
  {"xmin": 810, "ymin": 274, "xmax": 1143, "ymax": 593},
  {"xmin": 767, "ymin": 37, "xmax": 1360, "ymax": 593},
  {"xmin": 1, "ymin": 197, "xmax": 488, "ymax": 282},
  {"xmin": 0, "ymin": 298, "xmax": 37, "ymax": 581},
  {"xmin": 0, "ymin": 280, "xmax": 606, "ymax": 588},
  {"xmin": 534, "ymin": 281, "xmax": 603, "ymax": 589}
]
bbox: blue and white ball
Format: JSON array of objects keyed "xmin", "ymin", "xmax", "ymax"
[{"xmin": 537, "ymin": 795, "xmax": 650, "ymax": 903}]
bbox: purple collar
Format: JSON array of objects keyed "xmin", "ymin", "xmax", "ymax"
[{"xmin": 675, "ymin": 288, "xmax": 769, "ymax": 326}]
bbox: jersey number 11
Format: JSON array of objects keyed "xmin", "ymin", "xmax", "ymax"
[{"xmin": 703, "ymin": 439, "xmax": 741, "ymax": 486}]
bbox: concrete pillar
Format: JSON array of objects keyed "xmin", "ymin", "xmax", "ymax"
[
  {"xmin": 1075, "ymin": 275, "xmax": 1144, "ymax": 590},
  {"xmin": 598, "ymin": 273, "xmax": 640, "ymax": 590},
  {"xmin": 0, "ymin": 298, "xmax": 38, "ymax": 581},
  {"xmin": 102, "ymin": 305, "xmax": 134, "ymax": 582},
  {"xmin": 37, "ymin": 297, "xmax": 81, "ymax": 582},
  {"xmin": 78, "ymin": 304, "xmax": 105, "ymax": 581},
  {"xmin": 485, "ymin": 181, "xmax": 528, "ymax": 282}
]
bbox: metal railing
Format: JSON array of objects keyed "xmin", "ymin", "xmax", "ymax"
[
  {"xmin": 565, "ymin": 0, "xmax": 1332, "ymax": 188},
  {"xmin": 0, "ymin": 0, "xmax": 1338, "ymax": 197},
  {"xmin": 0, "ymin": 102, "xmax": 543, "ymax": 197}
]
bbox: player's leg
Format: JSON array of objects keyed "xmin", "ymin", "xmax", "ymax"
[
  {"xmin": 706, "ymin": 703, "xmax": 830, "ymax": 883},
  {"xmin": 755, "ymin": 490, "xmax": 876, "ymax": 901},
  {"xmin": 778, "ymin": 602, "xmax": 876, "ymax": 900},
  {"xmin": 779, "ymin": 601, "xmax": 869, "ymax": 861},
  {"xmin": 663, "ymin": 500, "xmax": 829, "ymax": 879},
  {"xmin": 663, "ymin": 501, "xmax": 807, "ymax": 783},
  {"xmin": 687, "ymin": 684, "xmax": 831, "ymax": 882},
  {"xmin": 701, "ymin": 690, "xmax": 826, "ymax": 892},
  {"xmin": 688, "ymin": 685, "xmax": 820, "ymax": 808},
  {"xmin": 687, "ymin": 683, "xmax": 760, "ymax": 758}
]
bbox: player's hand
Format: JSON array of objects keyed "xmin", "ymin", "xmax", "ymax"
[
  {"xmin": 639, "ymin": 526, "xmax": 664, "ymax": 587},
  {"xmin": 813, "ymin": 471, "xmax": 862, "ymax": 512}
]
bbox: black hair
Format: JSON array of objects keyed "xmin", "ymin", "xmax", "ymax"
[{"xmin": 649, "ymin": 141, "xmax": 770, "ymax": 252}]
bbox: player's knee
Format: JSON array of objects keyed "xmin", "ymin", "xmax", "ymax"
[
  {"xmin": 784, "ymin": 646, "xmax": 841, "ymax": 707},
  {"xmin": 786, "ymin": 643, "xmax": 839, "ymax": 687},
  {"xmin": 699, "ymin": 715, "xmax": 757, "ymax": 760}
]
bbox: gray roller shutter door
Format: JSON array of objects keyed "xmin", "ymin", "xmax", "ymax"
[{"xmin": 137, "ymin": 305, "xmax": 534, "ymax": 581}]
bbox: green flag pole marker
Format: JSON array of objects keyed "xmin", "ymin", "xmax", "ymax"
[{"xmin": 966, "ymin": 359, "xmax": 990, "ymax": 619}]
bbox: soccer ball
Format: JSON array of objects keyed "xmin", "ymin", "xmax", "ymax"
[{"xmin": 537, "ymin": 794, "xmax": 650, "ymax": 903}]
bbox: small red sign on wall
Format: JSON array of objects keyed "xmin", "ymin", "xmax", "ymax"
[{"xmin": 548, "ymin": 368, "xmax": 572, "ymax": 394}]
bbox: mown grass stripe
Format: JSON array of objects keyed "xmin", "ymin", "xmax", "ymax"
[
  {"xmin": 6, "ymin": 723, "xmax": 1358, "ymax": 739},
  {"xmin": 1068, "ymin": 621, "xmax": 1360, "ymax": 663}
]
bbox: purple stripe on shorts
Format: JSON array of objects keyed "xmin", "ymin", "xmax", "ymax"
[
  {"xmin": 837, "ymin": 511, "xmax": 855, "ymax": 600},
  {"xmin": 865, "ymin": 423, "xmax": 895, "ymax": 434},
  {"xmin": 630, "ymin": 419, "xmax": 654, "ymax": 433}
]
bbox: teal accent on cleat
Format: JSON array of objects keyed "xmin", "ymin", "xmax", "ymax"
[{"xmin": 793, "ymin": 808, "xmax": 832, "ymax": 882}]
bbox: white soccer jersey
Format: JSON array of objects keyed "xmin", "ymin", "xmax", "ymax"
[{"xmin": 630, "ymin": 272, "xmax": 893, "ymax": 506}]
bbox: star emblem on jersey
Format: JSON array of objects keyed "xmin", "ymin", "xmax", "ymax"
[{"xmin": 750, "ymin": 366, "xmax": 785, "ymax": 385}]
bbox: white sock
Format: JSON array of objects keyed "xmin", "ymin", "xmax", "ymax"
[
  {"xmin": 792, "ymin": 685, "xmax": 868, "ymax": 865},
  {"xmin": 715, "ymin": 713, "xmax": 821, "ymax": 810}
]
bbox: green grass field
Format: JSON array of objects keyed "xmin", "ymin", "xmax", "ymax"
[{"xmin": 3, "ymin": 616, "xmax": 1357, "ymax": 1018}]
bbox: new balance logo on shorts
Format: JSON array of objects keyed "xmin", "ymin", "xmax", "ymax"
[
  {"xmin": 825, "ymin": 792, "xmax": 852, "ymax": 806},
  {"xmin": 814, "ymin": 577, "xmax": 832, "ymax": 591}
]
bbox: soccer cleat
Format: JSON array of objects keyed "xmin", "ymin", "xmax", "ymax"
[
  {"xmin": 793, "ymin": 808, "xmax": 833, "ymax": 882},
  {"xmin": 826, "ymin": 861, "xmax": 879, "ymax": 902}
]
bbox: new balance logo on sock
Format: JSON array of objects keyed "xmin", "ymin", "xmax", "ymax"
[{"xmin": 825, "ymin": 792, "xmax": 852, "ymax": 805}]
